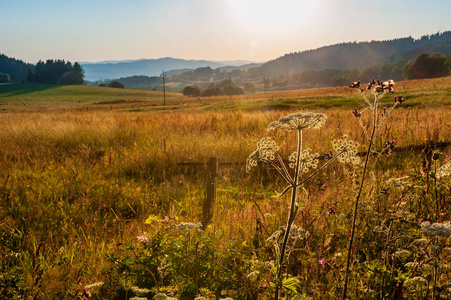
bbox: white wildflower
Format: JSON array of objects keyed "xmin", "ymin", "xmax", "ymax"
[
  {"xmin": 174, "ymin": 222, "xmax": 202, "ymax": 232},
  {"xmin": 266, "ymin": 228, "xmax": 284, "ymax": 245},
  {"xmin": 412, "ymin": 238, "xmax": 428, "ymax": 247},
  {"xmin": 332, "ymin": 135, "xmax": 360, "ymax": 165},
  {"xmin": 246, "ymin": 137, "xmax": 279, "ymax": 172},
  {"xmin": 437, "ymin": 160, "xmax": 451, "ymax": 179},
  {"xmin": 393, "ymin": 250, "xmax": 410, "ymax": 260},
  {"xmin": 153, "ymin": 293, "xmax": 177, "ymax": 300},
  {"xmin": 387, "ymin": 176, "xmax": 413, "ymax": 191},
  {"xmin": 421, "ymin": 221, "xmax": 451, "ymax": 238},
  {"xmin": 131, "ymin": 286, "xmax": 151, "ymax": 296},
  {"xmin": 84, "ymin": 281, "xmax": 104, "ymax": 290},
  {"xmin": 403, "ymin": 276, "xmax": 428, "ymax": 289},
  {"xmin": 267, "ymin": 112, "xmax": 326, "ymax": 132},
  {"xmin": 263, "ymin": 260, "xmax": 275, "ymax": 269},
  {"xmin": 289, "ymin": 225, "xmax": 310, "ymax": 240},
  {"xmin": 288, "ymin": 149, "xmax": 319, "ymax": 172},
  {"xmin": 247, "ymin": 270, "xmax": 260, "ymax": 281}
]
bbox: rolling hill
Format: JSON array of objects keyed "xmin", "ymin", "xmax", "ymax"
[{"xmin": 81, "ymin": 58, "xmax": 259, "ymax": 81}]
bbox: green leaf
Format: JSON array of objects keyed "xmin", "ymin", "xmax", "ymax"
[
  {"xmin": 145, "ymin": 214, "xmax": 162, "ymax": 224},
  {"xmin": 277, "ymin": 185, "xmax": 292, "ymax": 198},
  {"xmin": 282, "ymin": 276, "xmax": 300, "ymax": 294}
]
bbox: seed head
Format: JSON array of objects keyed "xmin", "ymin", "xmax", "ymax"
[
  {"xmin": 349, "ymin": 80, "xmax": 360, "ymax": 88},
  {"xmin": 394, "ymin": 95, "xmax": 405, "ymax": 103},
  {"xmin": 351, "ymin": 109, "xmax": 361, "ymax": 118}
]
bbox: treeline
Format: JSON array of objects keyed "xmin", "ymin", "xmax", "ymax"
[
  {"xmin": 28, "ymin": 59, "xmax": 84, "ymax": 84},
  {"xmin": 255, "ymin": 31, "xmax": 451, "ymax": 77},
  {"xmin": 404, "ymin": 53, "xmax": 451, "ymax": 79},
  {"xmin": 261, "ymin": 52, "xmax": 451, "ymax": 90},
  {"xmin": 183, "ymin": 78, "xmax": 244, "ymax": 97},
  {"xmin": 0, "ymin": 54, "xmax": 34, "ymax": 82}
]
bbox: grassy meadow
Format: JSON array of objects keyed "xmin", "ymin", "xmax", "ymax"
[{"xmin": 2, "ymin": 78, "xmax": 451, "ymax": 299}]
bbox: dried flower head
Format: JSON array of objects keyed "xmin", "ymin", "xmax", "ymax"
[
  {"xmin": 267, "ymin": 112, "xmax": 326, "ymax": 131},
  {"xmin": 332, "ymin": 135, "xmax": 361, "ymax": 165},
  {"xmin": 394, "ymin": 95, "xmax": 405, "ymax": 103},
  {"xmin": 349, "ymin": 80, "xmax": 360, "ymax": 88},
  {"xmin": 351, "ymin": 109, "xmax": 361, "ymax": 118}
]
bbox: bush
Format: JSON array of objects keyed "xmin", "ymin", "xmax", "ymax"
[
  {"xmin": 0, "ymin": 72, "xmax": 11, "ymax": 83},
  {"xmin": 108, "ymin": 81, "xmax": 125, "ymax": 89},
  {"xmin": 182, "ymin": 85, "xmax": 201, "ymax": 97}
]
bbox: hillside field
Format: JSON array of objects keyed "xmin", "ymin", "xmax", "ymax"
[{"xmin": 2, "ymin": 78, "xmax": 451, "ymax": 299}]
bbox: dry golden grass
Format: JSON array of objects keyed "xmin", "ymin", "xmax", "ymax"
[{"xmin": 2, "ymin": 77, "xmax": 451, "ymax": 298}]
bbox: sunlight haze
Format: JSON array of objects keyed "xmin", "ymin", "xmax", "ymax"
[{"xmin": 1, "ymin": 0, "xmax": 450, "ymax": 63}]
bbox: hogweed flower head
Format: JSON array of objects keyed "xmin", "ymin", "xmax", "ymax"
[
  {"xmin": 332, "ymin": 134, "xmax": 361, "ymax": 165},
  {"xmin": 436, "ymin": 159, "xmax": 451, "ymax": 179},
  {"xmin": 246, "ymin": 137, "xmax": 279, "ymax": 172},
  {"xmin": 288, "ymin": 148, "xmax": 319, "ymax": 173},
  {"xmin": 267, "ymin": 112, "xmax": 326, "ymax": 132},
  {"xmin": 174, "ymin": 222, "xmax": 202, "ymax": 232}
]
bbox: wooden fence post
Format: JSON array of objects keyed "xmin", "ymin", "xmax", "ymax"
[{"xmin": 202, "ymin": 157, "xmax": 219, "ymax": 229}]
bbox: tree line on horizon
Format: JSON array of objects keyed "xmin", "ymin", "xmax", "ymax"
[
  {"xmin": 1, "ymin": 30, "xmax": 451, "ymax": 90},
  {"xmin": 0, "ymin": 55, "xmax": 84, "ymax": 85}
]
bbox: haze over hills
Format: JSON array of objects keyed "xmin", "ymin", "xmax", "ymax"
[
  {"xmin": 81, "ymin": 58, "xmax": 261, "ymax": 81},
  {"xmin": 2, "ymin": 31, "xmax": 451, "ymax": 91}
]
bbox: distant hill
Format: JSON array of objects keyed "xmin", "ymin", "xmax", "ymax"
[
  {"xmin": 255, "ymin": 31, "xmax": 451, "ymax": 77},
  {"xmin": 81, "ymin": 58, "xmax": 258, "ymax": 81}
]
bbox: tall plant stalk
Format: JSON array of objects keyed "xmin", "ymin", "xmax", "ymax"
[
  {"xmin": 342, "ymin": 79, "xmax": 403, "ymax": 299},
  {"xmin": 245, "ymin": 112, "xmax": 359, "ymax": 300},
  {"xmin": 274, "ymin": 129, "xmax": 302, "ymax": 299},
  {"xmin": 342, "ymin": 107, "xmax": 376, "ymax": 299}
]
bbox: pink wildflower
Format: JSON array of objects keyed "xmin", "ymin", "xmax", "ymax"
[
  {"xmin": 319, "ymin": 258, "xmax": 326, "ymax": 269},
  {"xmin": 136, "ymin": 236, "xmax": 149, "ymax": 242}
]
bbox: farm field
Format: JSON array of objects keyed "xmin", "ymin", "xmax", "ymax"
[{"xmin": 2, "ymin": 77, "xmax": 451, "ymax": 299}]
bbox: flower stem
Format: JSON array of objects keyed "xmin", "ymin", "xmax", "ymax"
[
  {"xmin": 342, "ymin": 104, "xmax": 378, "ymax": 299},
  {"xmin": 275, "ymin": 129, "xmax": 302, "ymax": 300}
]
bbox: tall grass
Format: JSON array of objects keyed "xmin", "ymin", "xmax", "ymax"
[{"xmin": 2, "ymin": 78, "xmax": 451, "ymax": 298}]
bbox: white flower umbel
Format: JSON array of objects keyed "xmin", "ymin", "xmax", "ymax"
[
  {"xmin": 436, "ymin": 159, "xmax": 451, "ymax": 179},
  {"xmin": 267, "ymin": 112, "xmax": 326, "ymax": 132},
  {"xmin": 247, "ymin": 111, "xmax": 351, "ymax": 300},
  {"xmin": 288, "ymin": 149, "xmax": 320, "ymax": 173},
  {"xmin": 332, "ymin": 135, "xmax": 361, "ymax": 166},
  {"xmin": 421, "ymin": 221, "xmax": 451, "ymax": 238}
]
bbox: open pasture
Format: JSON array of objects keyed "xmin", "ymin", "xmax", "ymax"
[{"xmin": 2, "ymin": 77, "xmax": 451, "ymax": 299}]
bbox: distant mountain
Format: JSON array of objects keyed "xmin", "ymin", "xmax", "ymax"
[
  {"xmin": 81, "ymin": 58, "xmax": 258, "ymax": 81},
  {"xmin": 255, "ymin": 31, "xmax": 451, "ymax": 77}
]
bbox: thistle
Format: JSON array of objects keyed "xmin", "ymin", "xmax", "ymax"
[
  {"xmin": 342, "ymin": 79, "xmax": 404, "ymax": 299},
  {"xmin": 246, "ymin": 111, "xmax": 358, "ymax": 299}
]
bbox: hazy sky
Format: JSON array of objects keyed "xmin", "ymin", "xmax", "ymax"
[{"xmin": 1, "ymin": 0, "xmax": 451, "ymax": 63}]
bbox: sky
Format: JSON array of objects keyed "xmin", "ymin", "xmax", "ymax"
[{"xmin": 1, "ymin": 0, "xmax": 451, "ymax": 64}]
